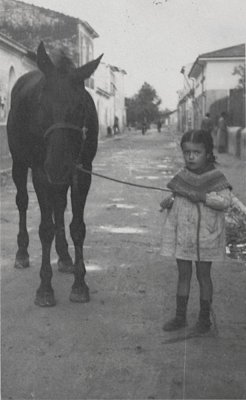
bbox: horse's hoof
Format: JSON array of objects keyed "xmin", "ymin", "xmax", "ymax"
[
  {"xmin": 58, "ymin": 259, "xmax": 74, "ymax": 274},
  {"xmin": 14, "ymin": 256, "xmax": 30, "ymax": 269},
  {"xmin": 34, "ymin": 291, "xmax": 56, "ymax": 307},
  {"xmin": 69, "ymin": 286, "xmax": 90, "ymax": 303}
]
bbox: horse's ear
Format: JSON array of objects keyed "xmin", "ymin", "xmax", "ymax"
[
  {"xmin": 37, "ymin": 42, "xmax": 54, "ymax": 76},
  {"xmin": 73, "ymin": 54, "xmax": 103, "ymax": 82}
]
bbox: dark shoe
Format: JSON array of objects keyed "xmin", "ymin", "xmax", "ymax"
[
  {"xmin": 194, "ymin": 319, "xmax": 211, "ymax": 334},
  {"xmin": 196, "ymin": 299, "xmax": 212, "ymax": 334},
  {"xmin": 163, "ymin": 316, "xmax": 187, "ymax": 331}
]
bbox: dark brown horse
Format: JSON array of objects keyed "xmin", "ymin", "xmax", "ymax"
[{"xmin": 7, "ymin": 42, "xmax": 103, "ymax": 306}]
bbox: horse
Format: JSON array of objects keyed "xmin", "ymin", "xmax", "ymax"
[{"xmin": 7, "ymin": 42, "xmax": 103, "ymax": 307}]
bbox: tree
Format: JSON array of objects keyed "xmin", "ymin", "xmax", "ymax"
[
  {"xmin": 232, "ymin": 64, "xmax": 245, "ymax": 89},
  {"xmin": 126, "ymin": 82, "xmax": 162, "ymax": 126}
]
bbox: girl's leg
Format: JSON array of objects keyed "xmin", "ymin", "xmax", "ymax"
[
  {"xmin": 163, "ymin": 259, "xmax": 192, "ymax": 331},
  {"xmin": 177, "ymin": 259, "xmax": 193, "ymax": 296},
  {"xmin": 195, "ymin": 261, "xmax": 213, "ymax": 333},
  {"xmin": 195, "ymin": 261, "xmax": 213, "ymax": 301}
]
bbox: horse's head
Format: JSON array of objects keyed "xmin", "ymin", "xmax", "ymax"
[{"xmin": 37, "ymin": 42, "xmax": 103, "ymax": 185}]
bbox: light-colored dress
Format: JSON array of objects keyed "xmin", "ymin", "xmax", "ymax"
[{"xmin": 160, "ymin": 189, "xmax": 232, "ymax": 261}]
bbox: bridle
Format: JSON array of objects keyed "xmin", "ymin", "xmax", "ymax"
[
  {"xmin": 44, "ymin": 122, "xmax": 86, "ymax": 141},
  {"xmin": 42, "ymin": 81, "xmax": 88, "ymax": 144},
  {"xmin": 42, "ymin": 88, "xmax": 88, "ymax": 186}
]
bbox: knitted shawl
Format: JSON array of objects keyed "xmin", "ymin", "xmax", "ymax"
[{"xmin": 167, "ymin": 167, "xmax": 232, "ymax": 196}]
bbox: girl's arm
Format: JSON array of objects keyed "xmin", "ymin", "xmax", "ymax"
[{"xmin": 205, "ymin": 189, "xmax": 232, "ymax": 211}]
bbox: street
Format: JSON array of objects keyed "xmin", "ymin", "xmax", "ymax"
[{"xmin": 1, "ymin": 127, "xmax": 246, "ymax": 400}]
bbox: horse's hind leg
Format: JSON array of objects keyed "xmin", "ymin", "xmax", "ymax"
[
  {"xmin": 53, "ymin": 188, "xmax": 73, "ymax": 273},
  {"xmin": 12, "ymin": 161, "xmax": 30, "ymax": 268}
]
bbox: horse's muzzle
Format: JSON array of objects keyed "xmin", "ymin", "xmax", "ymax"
[{"xmin": 44, "ymin": 162, "xmax": 73, "ymax": 186}]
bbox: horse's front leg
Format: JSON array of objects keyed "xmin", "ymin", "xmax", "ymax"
[
  {"xmin": 32, "ymin": 169, "xmax": 56, "ymax": 306},
  {"xmin": 12, "ymin": 161, "xmax": 30, "ymax": 268},
  {"xmin": 69, "ymin": 172, "xmax": 91, "ymax": 303},
  {"xmin": 53, "ymin": 187, "xmax": 74, "ymax": 273}
]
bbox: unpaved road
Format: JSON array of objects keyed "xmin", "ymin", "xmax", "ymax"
[{"xmin": 1, "ymin": 128, "xmax": 246, "ymax": 400}]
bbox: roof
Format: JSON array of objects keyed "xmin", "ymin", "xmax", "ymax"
[
  {"xmin": 0, "ymin": 32, "xmax": 36, "ymax": 61},
  {"xmin": 1, "ymin": 0, "xmax": 99, "ymax": 41},
  {"xmin": 19, "ymin": 0, "xmax": 99, "ymax": 38},
  {"xmin": 78, "ymin": 20, "xmax": 99, "ymax": 39},
  {"xmin": 199, "ymin": 43, "xmax": 245, "ymax": 59},
  {"xmin": 188, "ymin": 43, "xmax": 245, "ymax": 78}
]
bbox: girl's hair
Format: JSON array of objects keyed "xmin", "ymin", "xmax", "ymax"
[{"xmin": 180, "ymin": 129, "xmax": 216, "ymax": 164}]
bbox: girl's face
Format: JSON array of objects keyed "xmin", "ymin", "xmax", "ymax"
[{"xmin": 182, "ymin": 141, "xmax": 208, "ymax": 171}]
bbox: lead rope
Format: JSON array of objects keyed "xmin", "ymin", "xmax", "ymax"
[{"xmin": 77, "ymin": 165, "xmax": 172, "ymax": 193}]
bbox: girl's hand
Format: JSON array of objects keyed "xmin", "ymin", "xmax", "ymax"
[{"xmin": 160, "ymin": 195, "xmax": 174, "ymax": 211}]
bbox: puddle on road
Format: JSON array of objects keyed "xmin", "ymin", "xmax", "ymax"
[
  {"xmin": 95, "ymin": 225, "xmax": 147, "ymax": 234},
  {"xmin": 137, "ymin": 165, "xmax": 158, "ymax": 170},
  {"xmin": 157, "ymin": 164, "xmax": 168, "ymax": 168},
  {"xmin": 135, "ymin": 176, "xmax": 159, "ymax": 180},
  {"xmin": 106, "ymin": 203, "xmax": 135, "ymax": 209},
  {"xmin": 160, "ymin": 171, "xmax": 174, "ymax": 176},
  {"xmin": 85, "ymin": 264, "xmax": 103, "ymax": 272},
  {"xmin": 111, "ymin": 198, "xmax": 124, "ymax": 202},
  {"xmin": 160, "ymin": 157, "xmax": 173, "ymax": 162},
  {"xmin": 157, "ymin": 164, "xmax": 174, "ymax": 170},
  {"xmin": 119, "ymin": 263, "xmax": 131, "ymax": 269},
  {"xmin": 145, "ymin": 176, "xmax": 159, "ymax": 180},
  {"xmin": 131, "ymin": 212, "xmax": 147, "ymax": 216}
]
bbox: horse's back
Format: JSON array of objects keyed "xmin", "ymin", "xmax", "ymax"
[{"xmin": 7, "ymin": 70, "xmax": 43, "ymax": 165}]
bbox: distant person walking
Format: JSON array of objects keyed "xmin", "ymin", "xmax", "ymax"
[
  {"xmin": 113, "ymin": 116, "xmax": 120, "ymax": 135},
  {"xmin": 201, "ymin": 113, "xmax": 213, "ymax": 135},
  {"xmin": 141, "ymin": 117, "xmax": 147, "ymax": 135},
  {"xmin": 217, "ymin": 112, "xmax": 228, "ymax": 153},
  {"xmin": 157, "ymin": 119, "xmax": 162, "ymax": 133}
]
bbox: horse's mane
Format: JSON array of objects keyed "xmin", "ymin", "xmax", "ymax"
[{"xmin": 51, "ymin": 50, "xmax": 76, "ymax": 74}]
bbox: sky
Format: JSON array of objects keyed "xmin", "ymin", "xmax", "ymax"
[{"xmin": 22, "ymin": 0, "xmax": 246, "ymax": 110}]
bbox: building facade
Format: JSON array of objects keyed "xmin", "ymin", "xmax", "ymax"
[
  {"xmin": 178, "ymin": 44, "xmax": 245, "ymax": 131},
  {"xmin": 93, "ymin": 62, "xmax": 127, "ymax": 136},
  {"xmin": 109, "ymin": 65, "xmax": 127, "ymax": 133},
  {"xmin": 0, "ymin": 33, "xmax": 36, "ymax": 159}
]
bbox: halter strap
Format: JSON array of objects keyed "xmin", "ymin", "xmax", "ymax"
[{"xmin": 44, "ymin": 122, "xmax": 85, "ymax": 139}]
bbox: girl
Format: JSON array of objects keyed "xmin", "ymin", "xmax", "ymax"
[{"xmin": 160, "ymin": 129, "xmax": 232, "ymax": 334}]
